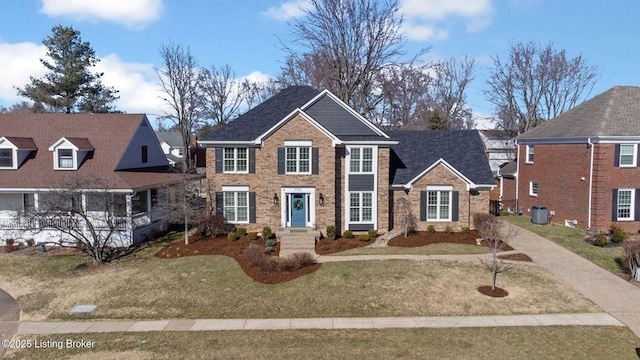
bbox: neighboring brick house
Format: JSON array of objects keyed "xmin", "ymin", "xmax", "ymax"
[
  {"xmin": 0, "ymin": 114, "xmax": 191, "ymax": 246},
  {"xmin": 515, "ymin": 86, "xmax": 640, "ymax": 232},
  {"xmin": 200, "ymin": 86, "xmax": 495, "ymax": 235}
]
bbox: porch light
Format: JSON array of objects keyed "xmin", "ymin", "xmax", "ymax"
[
  {"xmin": 273, "ymin": 193, "xmax": 279, "ymax": 205},
  {"xmin": 319, "ymin": 193, "xmax": 325, "ymax": 206}
]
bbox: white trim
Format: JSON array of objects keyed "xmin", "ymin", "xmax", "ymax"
[
  {"xmin": 347, "ymin": 191, "xmax": 375, "ymax": 224},
  {"xmin": 425, "ymin": 188, "xmax": 452, "ymax": 222},
  {"xmin": 525, "ymin": 145, "xmax": 534, "ymax": 164},
  {"xmin": 427, "ymin": 185, "xmax": 453, "ymax": 191},
  {"xmin": 221, "ymin": 185, "xmax": 250, "ymax": 192},
  {"xmin": 616, "ymin": 188, "xmax": 635, "ymax": 221},
  {"xmin": 403, "ymin": 158, "xmax": 475, "ymax": 191},
  {"xmin": 284, "ymin": 145, "xmax": 312, "ymax": 174},
  {"xmin": 529, "ymin": 181, "xmax": 538, "ymax": 197},
  {"xmin": 198, "ymin": 140, "xmax": 255, "ymax": 147},
  {"xmin": 618, "ymin": 143, "xmax": 637, "ymax": 167},
  {"xmin": 222, "ymin": 190, "xmax": 249, "ymax": 224},
  {"xmin": 222, "ymin": 147, "xmax": 249, "ymax": 174},
  {"xmin": 517, "ymin": 136, "xmax": 640, "ymax": 145},
  {"xmin": 587, "ymin": 138, "xmax": 594, "ymax": 228},
  {"xmin": 341, "ymin": 140, "xmax": 398, "ymax": 145},
  {"xmin": 255, "ymin": 109, "xmax": 341, "ymax": 146},
  {"xmin": 284, "ymin": 140, "xmax": 312, "ymax": 147},
  {"xmin": 280, "ymin": 187, "xmax": 316, "ymax": 228},
  {"xmin": 344, "ymin": 146, "xmax": 379, "ymax": 230}
]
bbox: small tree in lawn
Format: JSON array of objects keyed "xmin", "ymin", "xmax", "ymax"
[
  {"xmin": 20, "ymin": 176, "xmax": 128, "ymax": 264},
  {"xmin": 475, "ymin": 213, "xmax": 518, "ymax": 290}
]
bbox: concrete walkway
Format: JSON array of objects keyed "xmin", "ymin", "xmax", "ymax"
[
  {"xmin": 506, "ymin": 223, "xmax": 640, "ymax": 339},
  {"xmin": 14, "ymin": 313, "xmax": 623, "ymax": 335},
  {"xmin": 317, "ymin": 251, "xmax": 535, "ymax": 264},
  {"xmin": 0, "ymin": 289, "xmax": 19, "ymax": 359}
]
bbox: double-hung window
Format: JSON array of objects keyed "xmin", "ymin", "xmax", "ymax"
[
  {"xmin": 0, "ymin": 149, "xmax": 12, "ymax": 168},
  {"xmin": 619, "ymin": 144, "xmax": 637, "ymax": 167},
  {"xmin": 223, "ymin": 148, "xmax": 248, "ymax": 173},
  {"xmin": 426, "ymin": 189, "xmax": 451, "ymax": 221},
  {"xmin": 526, "ymin": 145, "xmax": 534, "ymax": 164},
  {"xmin": 617, "ymin": 189, "xmax": 634, "ymax": 220},
  {"xmin": 530, "ymin": 181, "xmax": 539, "ymax": 196},
  {"xmin": 349, "ymin": 147, "xmax": 373, "ymax": 173},
  {"xmin": 58, "ymin": 149, "xmax": 74, "ymax": 169},
  {"xmin": 350, "ymin": 192, "xmax": 373, "ymax": 222},
  {"xmin": 224, "ymin": 191, "xmax": 248, "ymax": 223},
  {"xmin": 286, "ymin": 146, "xmax": 310, "ymax": 174}
]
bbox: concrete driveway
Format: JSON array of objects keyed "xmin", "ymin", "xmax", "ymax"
[{"xmin": 0, "ymin": 289, "xmax": 19, "ymax": 359}]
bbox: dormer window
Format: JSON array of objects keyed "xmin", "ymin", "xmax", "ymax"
[
  {"xmin": 0, "ymin": 136, "xmax": 37, "ymax": 170},
  {"xmin": 58, "ymin": 149, "xmax": 74, "ymax": 168},
  {"xmin": 0, "ymin": 149, "xmax": 12, "ymax": 168},
  {"xmin": 49, "ymin": 137, "xmax": 94, "ymax": 171}
]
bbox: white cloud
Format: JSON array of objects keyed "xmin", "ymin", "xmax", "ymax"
[
  {"xmin": 0, "ymin": 42, "xmax": 47, "ymax": 104},
  {"xmin": 262, "ymin": 0, "xmax": 313, "ymax": 21},
  {"xmin": 39, "ymin": 0, "xmax": 163, "ymax": 29},
  {"xmin": 400, "ymin": 0, "xmax": 494, "ymax": 41}
]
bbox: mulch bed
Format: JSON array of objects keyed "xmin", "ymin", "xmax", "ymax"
[
  {"xmin": 477, "ymin": 285, "xmax": 509, "ymax": 297},
  {"xmin": 155, "ymin": 235, "xmax": 321, "ymax": 285},
  {"xmin": 387, "ymin": 230, "xmax": 515, "ymax": 251},
  {"xmin": 316, "ymin": 237, "xmax": 372, "ymax": 255}
]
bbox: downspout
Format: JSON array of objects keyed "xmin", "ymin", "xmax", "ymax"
[
  {"xmin": 587, "ymin": 138, "xmax": 594, "ymax": 229},
  {"xmin": 515, "ymin": 141, "xmax": 520, "ymax": 212}
]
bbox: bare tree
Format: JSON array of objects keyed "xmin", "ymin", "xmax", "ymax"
[
  {"xmin": 430, "ymin": 56, "xmax": 476, "ymax": 130},
  {"xmin": 198, "ymin": 64, "xmax": 248, "ymax": 129},
  {"xmin": 485, "ymin": 41, "xmax": 599, "ymax": 133},
  {"xmin": 155, "ymin": 42, "xmax": 202, "ymax": 244},
  {"xmin": 19, "ymin": 176, "xmax": 129, "ymax": 264},
  {"xmin": 475, "ymin": 214, "xmax": 518, "ymax": 290},
  {"xmin": 375, "ymin": 64, "xmax": 432, "ymax": 129},
  {"xmin": 395, "ymin": 198, "xmax": 417, "ymax": 237},
  {"xmin": 280, "ymin": 0, "xmax": 407, "ymax": 117}
]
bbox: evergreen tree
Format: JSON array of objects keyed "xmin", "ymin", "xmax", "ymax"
[
  {"xmin": 17, "ymin": 25, "xmax": 119, "ymax": 113},
  {"xmin": 428, "ymin": 109, "xmax": 449, "ymax": 130}
]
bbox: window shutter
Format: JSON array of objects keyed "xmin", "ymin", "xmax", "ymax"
[
  {"xmin": 249, "ymin": 148, "xmax": 256, "ymax": 174},
  {"xmin": 452, "ymin": 191, "xmax": 459, "ymax": 221},
  {"xmin": 277, "ymin": 147, "xmax": 285, "ymax": 174},
  {"xmin": 637, "ymin": 146, "xmax": 640, "ymax": 167},
  {"xmin": 249, "ymin": 192, "xmax": 256, "ymax": 223},
  {"xmin": 614, "ymin": 144, "xmax": 620, "ymax": 167},
  {"xmin": 420, "ymin": 191, "xmax": 427, "ymax": 221},
  {"xmin": 612, "ymin": 189, "xmax": 618, "ymax": 221},
  {"xmin": 215, "ymin": 192, "xmax": 224, "ymax": 216},
  {"xmin": 312, "ymin": 147, "xmax": 319, "ymax": 174},
  {"xmin": 215, "ymin": 148, "xmax": 223, "ymax": 173},
  {"xmin": 635, "ymin": 189, "xmax": 640, "ymax": 221}
]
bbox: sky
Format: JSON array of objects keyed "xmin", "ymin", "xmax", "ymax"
[{"xmin": 0, "ymin": 0, "xmax": 639, "ymax": 129}]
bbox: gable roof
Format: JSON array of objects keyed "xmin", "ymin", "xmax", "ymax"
[
  {"xmin": 0, "ymin": 113, "xmax": 184, "ymax": 190},
  {"xmin": 498, "ymin": 160, "xmax": 517, "ymax": 179},
  {"xmin": 155, "ymin": 131, "xmax": 182, "ymax": 147},
  {"xmin": 3, "ymin": 137, "xmax": 37, "ymax": 150},
  {"xmin": 389, "ymin": 130, "xmax": 495, "ymax": 187},
  {"xmin": 517, "ymin": 86, "xmax": 640, "ymax": 140}
]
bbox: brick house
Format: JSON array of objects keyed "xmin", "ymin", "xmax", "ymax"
[
  {"xmin": 0, "ymin": 114, "xmax": 192, "ymax": 246},
  {"xmin": 514, "ymin": 86, "xmax": 640, "ymax": 232},
  {"xmin": 200, "ymin": 86, "xmax": 494, "ymax": 236}
]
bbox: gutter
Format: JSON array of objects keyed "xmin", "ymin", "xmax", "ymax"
[
  {"xmin": 515, "ymin": 140, "xmax": 520, "ymax": 213},
  {"xmin": 588, "ymin": 137, "xmax": 594, "ymax": 229}
]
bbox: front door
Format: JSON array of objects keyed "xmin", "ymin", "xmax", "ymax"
[{"xmin": 290, "ymin": 193, "xmax": 306, "ymax": 227}]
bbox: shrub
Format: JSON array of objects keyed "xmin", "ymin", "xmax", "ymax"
[
  {"xmin": 460, "ymin": 227, "xmax": 470, "ymax": 235},
  {"xmin": 444, "ymin": 225, "xmax": 454, "ymax": 234},
  {"xmin": 367, "ymin": 230, "xmax": 377, "ymax": 239},
  {"xmin": 262, "ymin": 226, "xmax": 273, "ymax": 239},
  {"xmin": 227, "ymin": 232, "xmax": 238, "ymax": 242},
  {"xmin": 26, "ymin": 238, "xmax": 35, "ymax": 247},
  {"xmin": 265, "ymin": 239, "xmax": 276, "ymax": 247},
  {"xmin": 622, "ymin": 239, "xmax": 640, "ymax": 279},
  {"xmin": 594, "ymin": 233, "xmax": 609, "ymax": 247},
  {"xmin": 200, "ymin": 213, "xmax": 233, "ymax": 238},
  {"xmin": 5, "ymin": 238, "xmax": 15, "ymax": 251},
  {"xmin": 247, "ymin": 232, "xmax": 258, "ymax": 241},
  {"xmin": 426, "ymin": 225, "xmax": 436, "ymax": 234},
  {"xmin": 473, "ymin": 212, "xmax": 497, "ymax": 233},
  {"xmin": 357, "ymin": 234, "xmax": 370, "ymax": 242},
  {"xmin": 244, "ymin": 244, "xmax": 276, "ymax": 272},
  {"xmin": 343, "ymin": 230, "xmax": 353, "ymax": 239},
  {"xmin": 236, "ymin": 227, "xmax": 247, "ymax": 237},
  {"xmin": 278, "ymin": 252, "xmax": 317, "ymax": 272},
  {"xmin": 326, "ymin": 225, "xmax": 337, "ymax": 241},
  {"xmin": 610, "ymin": 224, "xmax": 629, "ymax": 244}
]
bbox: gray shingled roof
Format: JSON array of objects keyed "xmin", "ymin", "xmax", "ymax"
[
  {"xmin": 499, "ymin": 160, "xmax": 517, "ymax": 178},
  {"xmin": 518, "ymin": 86, "xmax": 640, "ymax": 139},
  {"xmin": 389, "ymin": 130, "xmax": 495, "ymax": 186},
  {"xmin": 155, "ymin": 131, "xmax": 182, "ymax": 147},
  {"xmin": 203, "ymin": 86, "xmax": 320, "ymax": 141},
  {"xmin": 304, "ymin": 94, "xmax": 383, "ymax": 138}
]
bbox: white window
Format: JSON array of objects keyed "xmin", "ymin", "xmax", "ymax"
[
  {"xmin": 349, "ymin": 192, "xmax": 373, "ymax": 223},
  {"xmin": 617, "ymin": 189, "xmax": 634, "ymax": 221},
  {"xmin": 223, "ymin": 148, "xmax": 248, "ymax": 173},
  {"xmin": 349, "ymin": 147, "xmax": 374, "ymax": 173},
  {"xmin": 57, "ymin": 149, "xmax": 74, "ymax": 169},
  {"xmin": 285, "ymin": 147, "xmax": 310, "ymax": 174},
  {"xmin": 619, "ymin": 144, "xmax": 637, "ymax": 167},
  {"xmin": 526, "ymin": 145, "xmax": 534, "ymax": 164},
  {"xmin": 224, "ymin": 191, "xmax": 248, "ymax": 223},
  {"xmin": 529, "ymin": 181, "xmax": 539, "ymax": 196},
  {"xmin": 427, "ymin": 190, "xmax": 451, "ymax": 221},
  {"xmin": 0, "ymin": 149, "xmax": 12, "ymax": 168}
]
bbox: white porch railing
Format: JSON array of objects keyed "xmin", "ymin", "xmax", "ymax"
[
  {"xmin": 132, "ymin": 210, "xmax": 166, "ymax": 230},
  {"xmin": 0, "ymin": 216, "xmax": 128, "ymax": 231}
]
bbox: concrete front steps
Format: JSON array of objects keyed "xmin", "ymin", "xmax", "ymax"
[{"xmin": 278, "ymin": 228, "xmax": 320, "ymax": 257}]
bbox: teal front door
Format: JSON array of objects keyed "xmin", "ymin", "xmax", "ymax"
[{"xmin": 290, "ymin": 194, "xmax": 306, "ymax": 227}]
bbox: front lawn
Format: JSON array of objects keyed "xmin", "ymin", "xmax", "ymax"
[
  {"xmin": 6, "ymin": 327, "xmax": 639, "ymax": 360},
  {"xmin": 502, "ymin": 215, "xmax": 625, "ymax": 274}
]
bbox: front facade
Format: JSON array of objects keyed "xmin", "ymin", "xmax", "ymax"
[
  {"xmin": 202, "ymin": 87, "xmax": 495, "ymax": 235},
  {"xmin": 0, "ymin": 114, "xmax": 188, "ymax": 246},
  {"xmin": 515, "ymin": 86, "xmax": 640, "ymax": 232}
]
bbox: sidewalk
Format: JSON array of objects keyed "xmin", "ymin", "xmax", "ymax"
[
  {"xmin": 317, "ymin": 251, "xmax": 536, "ymax": 264},
  {"xmin": 506, "ymin": 223, "xmax": 640, "ymax": 339},
  {"xmin": 14, "ymin": 313, "xmax": 623, "ymax": 335}
]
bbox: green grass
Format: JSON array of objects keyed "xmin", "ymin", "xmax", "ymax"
[
  {"xmin": 6, "ymin": 327, "xmax": 639, "ymax": 360},
  {"xmin": 502, "ymin": 215, "xmax": 625, "ymax": 274},
  {"xmin": 331, "ymin": 243, "xmax": 489, "ymax": 256}
]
